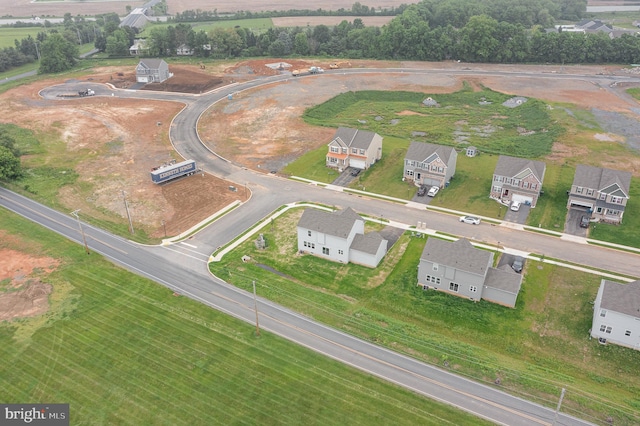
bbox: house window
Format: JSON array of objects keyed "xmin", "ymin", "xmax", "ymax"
[
  {"xmin": 330, "ymin": 146, "xmax": 339, "ymax": 153},
  {"xmin": 322, "ymin": 247, "xmax": 330, "ymax": 255},
  {"xmin": 493, "ymin": 186, "xmax": 501, "ymax": 192},
  {"xmin": 433, "ymin": 264, "xmax": 438, "ymax": 271},
  {"xmin": 600, "ymin": 325, "xmax": 612, "ymax": 334},
  {"xmin": 596, "ymin": 207, "xmax": 603, "ymax": 213},
  {"xmin": 406, "ymin": 170, "xmax": 414, "ymax": 177},
  {"xmin": 599, "ymin": 193, "xmax": 606, "ymax": 200},
  {"xmin": 576, "ymin": 186, "xmax": 583, "ymax": 194},
  {"xmin": 342, "ymin": 148, "xmax": 347, "ymax": 154},
  {"xmin": 449, "ymin": 282, "xmax": 459, "ymax": 292},
  {"xmin": 611, "ymin": 196, "xmax": 623, "ymax": 204},
  {"xmin": 531, "ymin": 184, "xmax": 537, "ymax": 190},
  {"xmin": 469, "ymin": 285, "xmax": 477, "ymax": 293},
  {"xmin": 338, "ymin": 249, "xmax": 343, "ymax": 255},
  {"xmin": 308, "ymin": 230, "xmax": 312, "ymax": 237},
  {"xmin": 352, "ymin": 148, "xmax": 358, "ymax": 154},
  {"xmin": 329, "ymin": 157, "xmax": 337, "ymax": 163},
  {"xmin": 587, "ymin": 189, "xmax": 594, "ymax": 196},
  {"xmin": 600, "ymin": 310, "xmax": 606, "ymax": 317},
  {"xmin": 360, "ymin": 149, "xmax": 365, "ymax": 155},
  {"xmin": 625, "ymin": 330, "xmax": 631, "ymax": 337},
  {"xmin": 425, "ymin": 275, "xmax": 440, "ymax": 284}
]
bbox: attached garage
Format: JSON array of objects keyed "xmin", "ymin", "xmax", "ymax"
[
  {"xmin": 422, "ymin": 177, "xmax": 441, "ymax": 187},
  {"xmin": 349, "ymin": 159, "xmax": 366, "ymax": 170},
  {"xmin": 511, "ymin": 194, "xmax": 533, "ymax": 205},
  {"xmin": 570, "ymin": 200, "xmax": 593, "ymax": 209}
]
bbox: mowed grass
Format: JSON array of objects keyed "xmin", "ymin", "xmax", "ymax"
[
  {"xmin": 0, "ymin": 210, "xmax": 489, "ymax": 426},
  {"xmin": 0, "ymin": 27, "xmax": 43, "ymax": 49},
  {"xmin": 211, "ymin": 207, "xmax": 640, "ymax": 425}
]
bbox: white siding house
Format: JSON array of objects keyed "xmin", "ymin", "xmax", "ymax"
[
  {"xmin": 591, "ymin": 279, "xmax": 640, "ymax": 350},
  {"xmin": 297, "ymin": 208, "xmax": 387, "ymax": 268}
]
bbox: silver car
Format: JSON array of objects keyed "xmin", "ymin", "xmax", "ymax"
[{"xmin": 459, "ymin": 215, "xmax": 481, "ymax": 225}]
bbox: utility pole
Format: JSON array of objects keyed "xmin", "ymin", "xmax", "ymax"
[
  {"xmin": 71, "ymin": 209, "xmax": 90, "ymax": 254},
  {"xmin": 161, "ymin": 219, "xmax": 167, "ymax": 237},
  {"xmin": 252, "ymin": 280, "xmax": 260, "ymax": 337},
  {"xmin": 122, "ymin": 190, "xmax": 134, "ymax": 234},
  {"xmin": 552, "ymin": 387, "xmax": 566, "ymax": 425}
]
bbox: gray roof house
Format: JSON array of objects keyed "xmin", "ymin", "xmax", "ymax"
[
  {"xmin": 417, "ymin": 238, "xmax": 522, "ymax": 308},
  {"xmin": 326, "ymin": 127, "xmax": 383, "ymax": 171},
  {"xmin": 490, "ymin": 155, "xmax": 546, "ymax": 207},
  {"xmin": 404, "ymin": 142, "xmax": 457, "ymax": 189},
  {"xmin": 591, "ymin": 279, "xmax": 640, "ymax": 350},
  {"xmin": 297, "ymin": 207, "xmax": 388, "ymax": 268},
  {"xmin": 567, "ymin": 164, "xmax": 631, "ymax": 224},
  {"xmin": 136, "ymin": 59, "xmax": 172, "ymax": 83}
]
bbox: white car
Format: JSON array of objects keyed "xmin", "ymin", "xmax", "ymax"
[
  {"xmin": 510, "ymin": 201, "xmax": 521, "ymax": 212},
  {"xmin": 459, "ymin": 215, "xmax": 481, "ymax": 225},
  {"xmin": 427, "ymin": 186, "xmax": 439, "ymax": 197}
]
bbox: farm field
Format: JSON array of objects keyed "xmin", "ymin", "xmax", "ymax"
[
  {"xmin": 0, "ymin": 27, "xmax": 42, "ymax": 49},
  {"xmin": 210, "ymin": 206, "xmax": 640, "ymax": 425},
  {"xmin": 0, "ymin": 210, "xmax": 488, "ymax": 425}
]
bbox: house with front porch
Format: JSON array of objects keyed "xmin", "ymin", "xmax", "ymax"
[
  {"xmin": 567, "ymin": 164, "xmax": 631, "ymax": 224},
  {"xmin": 417, "ymin": 238, "xmax": 522, "ymax": 308},
  {"xmin": 297, "ymin": 207, "xmax": 388, "ymax": 268},
  {"xmin": 135, "ymin": 59, "xmax": 172, "ymax": 83},
  {"xmin": 591, "ymin": 279, "xmax": 640, "ymax": 351},
  {"xmin": 326, "ymin": 127, "xmax": 383, "ymax": 171},
  {"xmin": 490, "ymin": 155, "xmax": 546, "ymax": 207},
  {"xmin": 403, "ymin": 142, "xmax": 457, "ymax": 188}
]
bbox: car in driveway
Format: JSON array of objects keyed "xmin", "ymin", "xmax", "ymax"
[
  {"xmin": 459, "ymin": 215, "xmax": 481, "ymax": 225},
  {"xmin": 510, "ymin": 200, "xmax": 521, "ymax": 212},
  {"xmin": 350, "ymin": 168, "xmax": 361, "ymax": 177},
  {"xmin": 417, "ymin": 185, "xmax": 427, "ymax": 196},
  {"xmin": 580, "ymin": 215, "xmax": 590, "ymax": 228},
  {"xmin": 511, "ymin": 256, "xmax": 524, "ymax": 273},
  {"xmin": 427, "ymin": 186, "xmax": 439, "ymax": 197}
]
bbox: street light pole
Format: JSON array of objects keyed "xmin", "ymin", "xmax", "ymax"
[
  {"xmin": 122, "ymin": 190, "xmax": 134, "ymax": 234},
  {"xmin": 71, "ymin": 209, "xmax": 90, "ymax": 255}
]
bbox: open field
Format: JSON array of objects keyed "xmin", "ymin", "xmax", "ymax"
[
  {"xmin": 0, "ymin": 27, "xmax": 42, "ymax": 49},
  {"xmin": 210, "ymin": 206, "xmax": 640, "ymax": 425},
  {"xmin": 0, "ymin": 209, "xmax": 490, "ymax": 426}
]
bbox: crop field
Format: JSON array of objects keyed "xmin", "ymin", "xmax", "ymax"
[
  {"xmin": 210, "ymin": 206, "xmax": 640, "ymax": 425},
  {"xmin": 0, "ymin": 210, "xmax": 488, "ymax": 425},
  {"xmin": 0, "ymin": 27, "xmax": 42, "ymax": 49}
]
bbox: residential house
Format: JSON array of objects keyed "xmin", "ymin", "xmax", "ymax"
[
  {"xmin": 129, "ymin": 39, "xmax": 148, "ymax": 56},
  {"xmin": 119, "ymin": 7, "xmax": 152, "ymax": 30},
  {"xmin": 326, "ymin": 127, "xmax": 383, "ymax": 171},
  {"xmin": 591, "ymin": 279, "xmax": 640, "ymax": 351},
  {"xmin": 490, "ymin": 155, "xmax": 546, "ymax": 207},
  {"xmin": 176, "ymin": 44, "xmax": 194, "ymax": 56},
  {"xmin": 417, "ymin": 238, "xmax": 522, "ymax": 308},
  {"xmin": 136, "ymin": 59, "xmax": 172, "ymax": 83},
  {"xmin": 404, "ymin": 142, "xmax": 457, "ymax": 188},
  {"xmin": 567, "ymin": 164, "xmax": 631, "ymax": 224},
  {"xmin": 297, "ymin": 208, "xmax": 388, "ymax": 268}
]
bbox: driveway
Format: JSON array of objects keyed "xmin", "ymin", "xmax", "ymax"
[
  {"xmin": 331, "ymin": 167, "xmax": 360, "ymax": 187},
  {"xmin": 497, "ymin": 252, "xmax": 524, "ymax": 273},
  {"xmin": 503, "ymin": 203, "xmax": 530, "ymax": 224},
  {"xmin": 565, "ymin": 207, "xmax": 589, "ymax": 237}
]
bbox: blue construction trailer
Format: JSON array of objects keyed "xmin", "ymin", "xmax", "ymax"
[{"xmin": 150, "ymin": 160, "xmax": 197, "ymax": 184}]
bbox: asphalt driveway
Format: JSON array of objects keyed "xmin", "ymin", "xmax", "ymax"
[
  {"xmin": 503, "ymin": 203, "xmax": 530, "ymax": 224},
  {"xmin": 565, "ymin": 207, "xmax": 589, "ymax": 237}
]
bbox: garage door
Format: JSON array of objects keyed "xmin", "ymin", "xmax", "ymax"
[
  {"xmin": 423, "ymin": 177, "xmax": 440, "ymax": 187},
  {"xmin": 512, "ymin": 194, "xmax": 533, "ymax": 205},
  {"xmin": 349, "ymin": 159, "xmax": 366, "ymax": 169},
  {"xmin": 570, "ymin": 200, "xmax": 593, "ymax": 209},
  {"xmin": 137, "ymin": 76, "xmax": 149, "ymax": 83}
]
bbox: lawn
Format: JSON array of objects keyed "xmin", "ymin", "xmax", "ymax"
[
  {"xmin": 0, "ymin": 26, "xmax": 42, "ymax": 49},
  {"xmin": 0, "ymin": 209, "xmax": 488, "ymax": 426},
  {"xmin": 210, "ymin": 206, "xmax": 640, "ymax": 425}
]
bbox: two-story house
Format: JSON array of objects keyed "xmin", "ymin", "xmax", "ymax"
[
  {"xmin": 567, "ymin": 164, "xmax": 632, "ymax": 224},
  {"xmin": 326, "ymin": 127, "xmax": 383, "ymax": 172},
  {"xmin": 297, "ymin": 207, "xmax": 388, "ymax": 268},
  {"xmin": 417, "ymin": 238, "xmax": 522, "ymax": 308},
  {"xmin": 136, "ymin": 59, "xmax": 172, "ymax": 83},
  {"xmin": 490, "ymin": 155, "xmax": 546, "ymax": 207},
  {"xmin": 403, "ymin": 142, "xmax": 457, "ymax": 188},
  {"xmin": 591, "ymin": 279, "xmax": 640, "ymax": 351}
]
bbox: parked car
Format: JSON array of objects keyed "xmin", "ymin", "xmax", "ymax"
[
  {"xmin": 417, "ymin": 186, "xmax": 427, "ymax": 196},
  {"xmin": 580, "ymin": 215, "xmax": 590, "ymax": 228},
  {"xmin": 427, "ymin": 186, "xmax": 439, "ymax": 197},
  {"xmin": 350, "ymin": 168, "xmax": 361, "ymax": 177},
  {"xmin": 510, "ymin": 200, "xmax": 521, "ymax": 212},
  {"xmin": 511, "ymin": 256, "xmax": 524, "ymax": 273},
  {"xmin": 459, "ymin": 215, "xmax": 481, "ymax": 225}
]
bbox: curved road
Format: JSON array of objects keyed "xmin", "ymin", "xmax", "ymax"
[{"xmin": 15, "ymin": 66, "xmax": 640, "ymax": 424}]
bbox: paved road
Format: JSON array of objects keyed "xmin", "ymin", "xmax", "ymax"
[{"xmin": 22, "ymin": 66, "xmax": 640, "ymax": 424}]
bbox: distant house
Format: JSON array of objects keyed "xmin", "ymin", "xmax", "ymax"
[
  {"xmin": 119, "ymin": 7, "xmax": 153, "ymax": 30},
  {"xmin": 176, "ymin": 44, "xmax": 194, "ymax": 56},
  {"xmin": 567, "ymin": 164, "xmax": 631, "ymax": 224},
  {"xmin": 129, "ymin": 39, "xmax": 148, "ymax": 56},
  {"xmin": 326, "ymin": 127, "xmax": 383, "ymax": 171},
  {"xmin": 297, "ymin": 207, "xmax": 388, "ymax": 268},
  {"xmin": 136, "ymin": 59, "xmax": 172, "ymax": 83},
  {"xmin": 403, "ymin": 142, "xmax": 457, "ymax": 188},
  {"xmin": 490, "ymin": 155, "xmax": 546, "ymax": 207},
  {"xmin": 591, "ymin": 279, "xmax": 640, "ymax": 350},
  {"xmin": 417, "ymin": 238, "xmax": 522, "ymax": 308}
]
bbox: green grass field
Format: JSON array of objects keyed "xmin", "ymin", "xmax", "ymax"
[
  {"xmin": 0, "ymin": 27, "xmax": 42, "ymax": 49},
  {"xmin": 0, "ymin": 209, "xmax": 489, "ymax": 425},
  {"xmin": 210, "ymin": 206, "xmax": 640, "ymax": 425}
]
